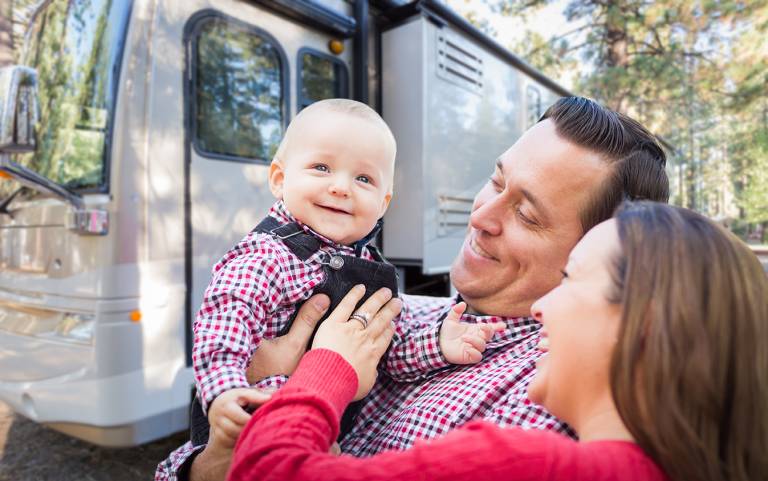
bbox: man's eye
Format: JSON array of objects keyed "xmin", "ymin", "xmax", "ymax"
[
  {"xmin": 517, "ymin": 208, "xmax": 537, "ymax": 226},
  {"xmin": 356, "ymin": 175, "xmax": 372, "ymax": 184},
  {"xmin": 312, "ymin": 164, "xmax": 329, "ymax": 172},
  {"xmin": 488, "ymin": 177, "xmax": 502, "ymax": 190}
]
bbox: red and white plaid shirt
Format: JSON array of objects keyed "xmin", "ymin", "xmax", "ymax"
[
  {"xmin": 193, "ymin": 200, "xmax": 385, "ymax": 413},
  {"xmin": 340, "ymin": 295, "xmax": 575, "ymax": 456}
]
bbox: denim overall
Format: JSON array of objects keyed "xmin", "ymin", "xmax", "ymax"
[{"xmin": 189, "ymin": 217, "xmax": 399, "ymax": 446}]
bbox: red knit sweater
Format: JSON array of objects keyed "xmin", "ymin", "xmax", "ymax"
[{"xmin": 229, "ymin": 349, "xmax": 668, "ymax": 481}]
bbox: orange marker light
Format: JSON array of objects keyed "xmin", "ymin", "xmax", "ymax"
[
  {"xmin": 0, "ymin": 170, "xmax": 12, "ymax": 180},
  {"xmin": 328, "ymin": 39, "xmax": 344, "ymax": 55},
  {"xmin": 130, "ymin": 310, "xmax": 142, "ymax": 322}
]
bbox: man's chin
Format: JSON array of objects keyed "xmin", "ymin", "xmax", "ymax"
[{"xmin": 450, "ymin": 258, "xmax": 494, "ymax": 300}]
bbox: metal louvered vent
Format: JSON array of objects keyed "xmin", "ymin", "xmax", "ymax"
[
  {"xmin": 436, "ymin": 31, "xmax": 484, "ymax": 94},
  {"xmin": 438, "ymin": 194, "xmax": 473, "ymax": 235}
]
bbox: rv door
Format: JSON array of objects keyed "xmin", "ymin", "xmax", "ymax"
[{"xmin": 177, "ymin": 1, "xmax": 352, "ymax": 363}]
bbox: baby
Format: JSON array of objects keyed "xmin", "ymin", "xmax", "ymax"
[{"xmin": 192, "ymin": 99, "xmax": 503, "ymax": 446}]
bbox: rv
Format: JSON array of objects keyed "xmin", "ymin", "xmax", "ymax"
[{"xmin": 0, "ymin": 0, "xmax": 572, "ymax": 446}]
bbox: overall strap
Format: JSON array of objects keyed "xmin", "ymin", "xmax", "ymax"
[
  {"xmin": 353, "ymin": 219, "xmax": 384, "ymax": 257},
  {"xmin": 252, "ymin": 217, "xmax": 321, "ymax": 261},
  {"xmin": 366, "ymin": 244, "xmax": 386, "ymax": 263}
]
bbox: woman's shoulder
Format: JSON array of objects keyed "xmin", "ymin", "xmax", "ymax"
[
  {"xmin": 450, "ymin": 424, "xmax": 667, "ymax": 481},
  {"xmin": 571, "ymin": 439, "xmax": 668, "ymax": 481}
]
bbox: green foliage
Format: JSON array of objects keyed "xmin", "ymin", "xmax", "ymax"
[{"xmin": 481, "ymin": 0, "xmax": 768, "ymax": 233}]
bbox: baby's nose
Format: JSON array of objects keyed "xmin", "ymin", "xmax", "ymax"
[{"xmin": 329, "ymin": 178, "xmax": 351, "ymax": 197}]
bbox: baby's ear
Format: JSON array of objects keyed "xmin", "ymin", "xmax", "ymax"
[
  {"xmin": 268, "ymin": 160, "xmax": 285, "ymax": 199},
  {"xmin": 379, "ymin": 191, "xmax": 392, "ymax": 217}
]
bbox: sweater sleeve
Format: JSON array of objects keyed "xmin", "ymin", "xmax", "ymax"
[
  {"xmin": 229, "ymin": 350, "xmax": 568, "ymax": 481},
  {"xmin": 193, "ymin": 235, "xmax": 287, "ymax": 414}
]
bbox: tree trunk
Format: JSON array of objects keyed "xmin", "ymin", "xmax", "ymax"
[
  {"xmin": 0, "ymin": 0, "xmax": 13, "ymax": 67},
  {"xmin": 601, "ymin": 1, "xmax": 630, "ymax": 112}
]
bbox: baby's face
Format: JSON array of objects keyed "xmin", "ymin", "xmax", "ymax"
[{"xmin": 271, "ymin": 110, "xmax": 394, "ymax": 245}]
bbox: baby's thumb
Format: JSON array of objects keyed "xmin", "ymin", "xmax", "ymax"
[
  {"xmin": 238, "ymin": 389, "xmax": 273, "ymax": 411},
  {"xmin": 445, "ymin": 302, "xmax": 467, "ymax": 324}
]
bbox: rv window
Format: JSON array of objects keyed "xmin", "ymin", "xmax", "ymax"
[
  {"xmin": 526, "ymin": 85, "xmax": 543, "ymax": 128},
  {"xmin": 194, "ymin": 18, "xmax": 285, "ymax": 162},
  {"xmin": 4, "ymin": 0, "xmax": 132, "ymax": 195},
  {"xmin": 298, "ymin": 49, "xmax": 348, "ymax": 110}
]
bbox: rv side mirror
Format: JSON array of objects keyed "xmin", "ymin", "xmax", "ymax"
[{"xmin": 0, "ymin": 66, "xmax": 39, "ymax": 153}]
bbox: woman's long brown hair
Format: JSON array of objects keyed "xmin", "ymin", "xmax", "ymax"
[{"xmin": 609, "ymin": 202, "xmax": 768, "ymax": 481}]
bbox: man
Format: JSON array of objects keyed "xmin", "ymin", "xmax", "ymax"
[{"xmin": 156, "ymin": 97, "xmax": 669, "ymax": 479}]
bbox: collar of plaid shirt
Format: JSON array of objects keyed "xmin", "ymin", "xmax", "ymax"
[{"xmin": 340, "ymin": 294, "xmax": 575, "ymax": 456}]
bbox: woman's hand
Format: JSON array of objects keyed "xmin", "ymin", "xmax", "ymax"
[
  {"xmin": 312, "ymin": 285, "xmax": 402, "ymax": 400},
  {"xmin": 246, "ymin": 294, "xmax": 331, "ymax": 384}
]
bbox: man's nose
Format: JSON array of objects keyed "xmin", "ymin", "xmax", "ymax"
[
  {"xmin": 469, "ymin": 193, "xmax": 503, "ymax": 236},
  {"xmin": 329, "ymin": 176, "xmax": 351, "ymax": 197}
]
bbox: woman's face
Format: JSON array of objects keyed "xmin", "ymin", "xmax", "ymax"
[{"xmin": 527, "ymin": 219, "xmax": 623, "ymax": 426}]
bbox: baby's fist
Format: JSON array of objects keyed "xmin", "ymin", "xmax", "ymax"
[
  {"xmin": 208, "ymin": 387, "xmax": 272, "ymax": 449},
  {"xmin": 439, "ymin": 302, "xmax": 506, "ymax": 364}
]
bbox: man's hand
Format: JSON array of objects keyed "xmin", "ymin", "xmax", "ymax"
[
  {"xmin": 207, "ymin": 388, "xmax": 273, "ymax": 449},
  {"xmin": 439, "ymin": 302, "xmax": 506, "ymax": 364},
  {"xmin": 246, "ymin": 294, "xmax": 331, "ymax": 384}
]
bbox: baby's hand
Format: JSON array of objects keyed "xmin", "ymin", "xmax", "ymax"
[
  {"xmin": 207, "ymin": 387, "xmax": 272, "ymax": 449},
  {"xmin": 439, "ymin": 302, "xmax": 506, "ymax": 364}
]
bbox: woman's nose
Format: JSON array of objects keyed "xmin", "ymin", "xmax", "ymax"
[{"xmin": 530, "ymin": 301, "xmax": 543, "ymax": 324}]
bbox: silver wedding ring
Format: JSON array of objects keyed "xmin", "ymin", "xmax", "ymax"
[{"xmin": 348, "ymin": 312, "xmax": 369, "ymax": 329}]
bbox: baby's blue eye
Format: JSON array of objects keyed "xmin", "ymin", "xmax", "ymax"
[
  {"xmin": 313, "ymin": 164, "xmax": 329, "ymax": 172},
  {"xmin": 356, "ymin": 175, "xmax": 371, "ymax": 184}
]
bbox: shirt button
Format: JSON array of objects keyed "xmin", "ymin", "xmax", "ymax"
[{"xmin": 329, "ymin": 256, "xmax": 344, "ymax": 270}]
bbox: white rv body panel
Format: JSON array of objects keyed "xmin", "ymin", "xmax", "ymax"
[
  {"xmin": 0, "ymin": 0, "xmax": 573, "ymax": 446},
  {"xmin": 382, "ymin": 15, "xmax": 563, "ymax": 274}
]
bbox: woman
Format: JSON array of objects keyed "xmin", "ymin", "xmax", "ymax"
[{"xmin": 227, "ymin": 202, "xmax": 768, "ymax": 481}]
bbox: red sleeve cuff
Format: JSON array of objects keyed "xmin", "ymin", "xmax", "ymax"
[{"xmin": 283, "ymin": 349, "xmax": 359, "ymax": 420}]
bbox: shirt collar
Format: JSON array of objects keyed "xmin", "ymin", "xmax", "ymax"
[{"xmin": 453, "ymin": 294, "xmax": 538, "ymax": 330}]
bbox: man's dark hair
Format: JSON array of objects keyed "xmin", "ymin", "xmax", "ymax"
[{"xmin": 539, "ymin": 96, "xmax": 670, "ymax": 233}]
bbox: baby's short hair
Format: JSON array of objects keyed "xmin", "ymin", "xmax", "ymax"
[{"xmin": 274, "ymin": 99, "xmax": 396, "ymax": 163}]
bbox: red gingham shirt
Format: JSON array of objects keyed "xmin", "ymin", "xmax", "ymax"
[
  {"xmin": 192, "ymin": 200, "xmax": 383, "ymax": 413},
  {"xmin": 340, "ymin": 295, "xmax": 575, "ymax": 456}
]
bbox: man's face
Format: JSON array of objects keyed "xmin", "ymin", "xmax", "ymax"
[{"xmin": 450, "ymin": 119, "xmax": 611, "ymax": 317}]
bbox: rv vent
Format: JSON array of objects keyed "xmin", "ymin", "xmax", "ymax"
[
  {"xmin": 436, "ymin": 31, "xmax": 484, "ymax": 94},
  {"xmin": 438, "ymin": 194, "xmax": 473, "ymax": 235}
]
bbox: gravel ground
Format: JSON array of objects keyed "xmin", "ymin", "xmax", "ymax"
[{"xmin": 0, "ymin": 401, "xmax": 188, "ymax": 481}]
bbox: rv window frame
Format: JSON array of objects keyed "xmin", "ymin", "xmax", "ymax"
[
  {"xmin": 296, "ymin": 47, "xmax": 350, "ymax": 110},
  {"xmin": 186, "ymin": 10, "xmax": 290, "ymax": 165},
  {"xmin": 9, "ymin": 0, "xmax": 134, "ymax": 196}
]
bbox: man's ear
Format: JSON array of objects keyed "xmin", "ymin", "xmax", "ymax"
[
  {"xmin": 269, "ymin": 160, "xmax": 285, "ymax": 199},
  {"xmin": 379, "ymin": 191, "xmax": 392, "ymax": 217}
]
